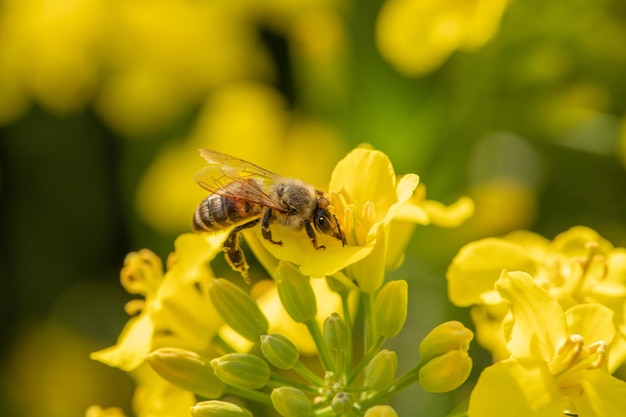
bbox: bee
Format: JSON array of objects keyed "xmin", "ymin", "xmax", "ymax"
[{"xmin": 192, "ymin": 149, "xmax": 346, "ymax": 282}]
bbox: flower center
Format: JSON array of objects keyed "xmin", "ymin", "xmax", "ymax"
[{"xmin": 551, "ymin": 334, "xmax": 608, "ymax": 400}]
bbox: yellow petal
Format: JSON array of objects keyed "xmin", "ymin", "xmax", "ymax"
[
  {"xmin": 496, "ymin": 271, "xmax": 567, "ymax": 362},
  {"xmin": 470, "ymin": 304, "xmax": 510, "ymax": 361},
  {"xmin": 346, "ymin": 223, "xmax": 388, "ymax": 293},
  {"xmin": 329, "ymin": 148, "xmax": 397, "ymax": 224},
  {"xmin": 570, "ymin": 370, "xmax": 626, "ymax": 416},
  {"xmin": 132, "ymin": 364, "xmax": 196, "ymax": 417},
  {"xmin": 565, "ymin": 304, "xmax": 616, "ymax": 349},
  {"xmin": 418, "ymin": 196, "xmax": 475, "ymax": 228},
  {"xmin": 468, "ymin": 358, "xmax": 565, "ymax": 417},
  {"xmin": 248, "ymin": 225, "xmax": 374, "ymax": 278},
  {"xmin": 90, "ymin": 313, "xmax": 154, "ymax": 372},
  {"xmin": 550, "ymin": 225, "xmax": 614, "ymax": 256},
  {"xmin": 447, "ymin": 238, "xmax": 537, "ymax": 306},
  {"xmin": 393, "ymin": 174, "xmax": 420, "ymax": 208}
]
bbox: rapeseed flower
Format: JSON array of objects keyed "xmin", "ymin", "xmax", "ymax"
[
  {"xmin": 91, "ymin": 233, "xmax": 224, "ymax": 372},
  {"xmin": 91, "ymin": 146, "xmax": 474, "ymax": 416},
  {"xmin": 469, "ymin": 270, "xmax": 626, "ymax": 416},
  {"xmin": 376, "ymin": 0, "xmax": 511, "ymax": 76},
  {"xmin": 245, "ymin": 146, "xmax": 473, "ymax": 292},
  {"xmin": 448, "ymin": 226, "xmax": 626, "ymax": 369}
]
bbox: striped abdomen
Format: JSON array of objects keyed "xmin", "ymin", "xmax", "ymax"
[{"xmin": 193, "ymin": 194, "xmax": 263, "ymax": 232}]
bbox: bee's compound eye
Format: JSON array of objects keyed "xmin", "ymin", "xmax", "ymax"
[{"xmin": 314, "ymin": 211, "xmax": 332, "ymax": 233}]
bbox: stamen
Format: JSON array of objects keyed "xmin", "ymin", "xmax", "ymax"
[
  {"xmin": 124, "ymin": 299, "xmax": 145, "ymax": 316},
  {"xmin": 551, "ymin": 334, "xmax": 584, "ymax": 374},
  {"xmin": 587, "ymin": 341, "xmax": 608, "ymax": 370},
  {"xmin": 362, "ymin": 201, "xmax": 376, "ymax": 226}
]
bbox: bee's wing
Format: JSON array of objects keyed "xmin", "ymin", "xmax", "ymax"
[{"xmin": 194, "ymin": 149, "xmax": 287, "ymax": 212}]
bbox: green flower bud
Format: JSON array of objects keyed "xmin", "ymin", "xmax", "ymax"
[
  {"xmin": 211, "ymin": 353, "xmax": 270, "ymax": 389},
  {"xmin": 373, "ymin": 280, "xmax": 408, "ymax": 338},
  {"xmin": 364, "ymin": 405, "xmax": 398, "ymax": 417},
  {"xmin": 331, "ymin": 392, "xmax": 353, "ymax": 415},
  {"xmin": 209, "ymin": 278, "xmax": 268, "ymax": 342},
  {"xmin": 418, "ymin": 350, "xmax": 472, "ymax": 393},
  {"xmin": 271, "ymin": 386, "xmax": 311, "ymax": 417},
  {"xmin": 260, "ymin": 334, "xmax": 300, "ymax": 369},
  {"xmin": 146, "ymin": 348, "xmax": 225, "ymax": 399},
  {"xmin": 365, "ymin": 349, "xmax": 397, "ymax": 391},
  {"xmin": 324, "ymin": 313, "xmax": 350, "ymax": 352},
  {"xmin": 275, "ymin": 261, "xmax": 317, "ymax": 323},
  {"xmin": 326, "ymin": 275, "xmax": 352, "ymax": 295},
  {"xmin": 419, "ymin": 321, "xmax": 473, "ymax": 363},
  {"xmin": 191, "ymin": 401, "xmax": 253, "ymax": 417}
]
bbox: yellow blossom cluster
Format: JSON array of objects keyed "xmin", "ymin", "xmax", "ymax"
[
  {"xmin": 448, "ymin": 227, "xmax": 626, "ymax": 415},
  {"xmin": 90, "ymin": 147, "xmax": 474, "ymax": 416}
]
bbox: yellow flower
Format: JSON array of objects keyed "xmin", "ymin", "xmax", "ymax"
[
  {"xmin": 469, "ymin": 271, "xmax": 626, "ymax": 416},
  {"xmin": 0, "ymin": 0, "xmax": 104, "ymax": 117},
  {"xmin": 247, "ymin": 146, "xmax": 472, "ymax": 292},
  {"xmin": 376, "ymin": 0, "xmax": 511, "ymax": 76},
  {"xmin": 91, "ymin": 233, "xmax": 224, "ymax": 371},
  {"xmin": 447, "ymin": 226, "xmax": 626, "ymax": 369},
  {"xmin": 94, "ymin": 1, "xmax": 269, "ymax": 137}
]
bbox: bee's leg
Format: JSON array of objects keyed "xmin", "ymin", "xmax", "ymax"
[
  {"xmin": 304, "ymin": 220, "xmax": 325, "ymax": 250},
  {"xmin": 261, "ymin": 208, "xmax": 283, "ymax": 245},
  {"xmin": 223, "ymin": 219, "xmax": 260, "ymax": 283}
]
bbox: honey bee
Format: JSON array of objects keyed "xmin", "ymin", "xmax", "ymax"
[{"xmin": 193, "ymin": 149, "xmax": 346, "ymax": 282}]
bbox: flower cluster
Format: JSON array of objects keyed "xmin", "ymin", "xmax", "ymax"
[
  {"xmin": 90, "ymin": 147, "xmax": 474, "ymax": 416},
  {"xmin": 448, "ymin": 226, "xmax": 626, "ymax": 415}
]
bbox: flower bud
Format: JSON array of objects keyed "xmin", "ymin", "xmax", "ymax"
[
  {"xmin": 331, "ymin": 392, "xmax": 353, "ymax": 415},
  {"xmin": 419, "ymin": 350, "xmax": 472, "ymax": 393},
  {"xmin": 365, "ymin": 349, "xmax": 397, "ymax": 391},
  {"xmin": 364, "ymin": 405, "xmax": 398, "ymax": 417},
  {"xmin": 191, "ymin": 401, "xmax": 253, "ymax": 417},
  {"xmin": 324, "ymin": 313, "xmax": 350, "ymax": 352},
  {"xmin": 209, "ymin": 278, "xmax": 268, "ymax": 342},
  {"xmin": 373, "ymin": 280, "xmax": 408, "ymax": 338},
  {"xmin": 211, "ymin": 353, "xmax": 270, "ymax": 389},
  {"xmin": 260, "ymin": 334, "xmax": 300, "ymax": 369},
  {"xmin": 419, "ymin": 321, "xmax": 473, "ymax": 364},
  {"xmin": 325, "ymin": 274, "xmax": 353, "ymax": 295},
  {"xmin": 146, "ymin": 348, "xmax": 225, "ymax": 399},
  {"xmin": 271, "ymin": 386, "xmax": 311, "ymax": 417},
  {"xmin": 275, "ymin": 261, "xmax": 317, "ymax": 323}
]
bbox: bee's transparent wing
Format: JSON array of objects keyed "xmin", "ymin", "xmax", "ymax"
[{"xmin": 194, "ymin": 149, "xmax": 286, "ymax": 212}]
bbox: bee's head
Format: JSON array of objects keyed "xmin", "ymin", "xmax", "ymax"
[{"xmin": 314, "ymin": 198, "xmax": 346, "ymax": 246}]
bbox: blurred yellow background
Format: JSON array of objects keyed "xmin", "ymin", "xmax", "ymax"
[{"xmin": 1, "ymin": 0, "xmax": 626, "ymax": 416}]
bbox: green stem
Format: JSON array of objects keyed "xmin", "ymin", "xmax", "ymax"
[
  {"xmin": 213, "ymin": 334, "xmax": 237, "ymax": 354},
  {"xmin": 293, "ymin": 361, "xmax": 325, "ymax": 386},
  {"xmin": 347, "ymin": 335, "xmax": 386, "ymax": 385},
  {"xmin": 362, "ymin": 292, "xmax": 376, "ymax": 351},
  {"xmin": 341, "ymin": 290, "xmax": 354, "ymax": 380},
  {"xmin": 224, "ymin": 386, "xmax": 272, "ymax": 406},
  {"xmin": 306, "ymin": 319, "xmax": 335, "ymax": 373},
  {"xmin": 359, "ymin": 360, "xmax": 423, "ymax": 407},
  {"xmin": 268, "ymin": 373, "xmax": 319, "ymax": 394}
]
